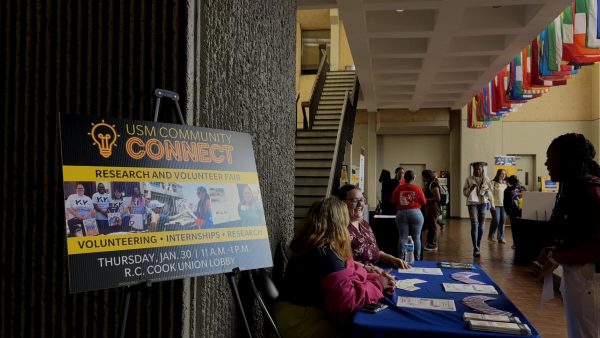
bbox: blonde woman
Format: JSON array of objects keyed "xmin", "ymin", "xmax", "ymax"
[
  {"xmin": 275, "ymin": 197, "xmax": 393, "ymax": 338},
  {"xmin": 463, "ymin": 162, "xmax": 494, "ymax": 257},
  {"xmin": 488, "ymin": 169, "xmax": 508, "ymax": 243}
]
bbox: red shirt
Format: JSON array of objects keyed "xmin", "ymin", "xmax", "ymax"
[{"xmin": 391, "ymin": 184, "xmax": 426, "ymax": 210}]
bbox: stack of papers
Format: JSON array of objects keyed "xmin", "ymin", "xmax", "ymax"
[
  {"xmin": 443, "ymin": 283, "xmax": 497, "ymax": 294},
  {"xmin": 463, "ymin": 312, "xmax": 522, "ymax": 324},
  {"xmin": 396, "ymin": 267, "xmax": 443, "ymax": 275},
  {"xmin": 451, "ymin": 272, "xmax": 485, "ymax": 284},
  {"xmin": 438, "ymin": 262, "xmax": 474, "ymax": 269},
  {"xmin": 395, "ymin": 278, "xmax": 427, "ymax": 291},
  {"xmin": 463, "ymin": 295, "xmax": 513, "ymax": 316},
  {"xmin": 396, "ymin": 296, "xmax": 456, "ymax": 312},
  {"xmin": 468, "ymin": 320, "xmax": 532, "ymax": 336}
]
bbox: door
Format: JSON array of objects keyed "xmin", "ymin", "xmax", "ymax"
[
  {"xmin": 398, "ymin": 164, "xmax": 426, "ymax": 187},
  {"xmin": 509, "ymin": 155, "xmax": 536, "ymax": 192}
]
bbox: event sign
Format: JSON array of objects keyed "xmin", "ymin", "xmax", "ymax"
[{"xmin": 60, "ymin": 115, "xmax": 272, "ymax": 293}]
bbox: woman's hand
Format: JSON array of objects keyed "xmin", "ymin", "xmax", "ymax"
[
  {"xmin": 378, "ymin": 274, "xmax": 395, "ymax": 295},
  {"xmin": 537, "ymin": 247, "xmax": 554, "ymax": 266},
  {"xmin": 390, "ymin": 256, "xmax": 411, "ymax": 269}
]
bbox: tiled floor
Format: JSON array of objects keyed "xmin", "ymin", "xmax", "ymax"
[{"xmin": 422, "ymin": 218, "xmax": 567, "ymax": 338}]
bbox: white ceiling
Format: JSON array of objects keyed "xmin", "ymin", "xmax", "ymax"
[{"xmin": 298, "ymin": 0, "xmax": 571, "ymax": 112}]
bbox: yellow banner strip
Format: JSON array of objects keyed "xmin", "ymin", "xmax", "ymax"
[
  {"xmin": 67, "ymin": 226, "xmax": 269, "ymax": 254},
  {"xmin": 62, "ymin": 165, "xmax": 259, "ymax": 184}
]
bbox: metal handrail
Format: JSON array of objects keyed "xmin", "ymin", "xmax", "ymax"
[{"xmin": 305, "ymin": 50, "xmax": 329, "ymax": 129}]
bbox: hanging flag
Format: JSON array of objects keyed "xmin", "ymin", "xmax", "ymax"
[
  {"xmin": 586, "ymin": 0, "xmax": 600, "ymax": 47},
  {"xmin": 562, "ymin": 3, "xmax": 600, "ymax": 62}
]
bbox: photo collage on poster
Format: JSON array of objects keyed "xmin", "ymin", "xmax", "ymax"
[{"xmin": 64, "ymin": 180, "xmax": 266, "ymax": 237}]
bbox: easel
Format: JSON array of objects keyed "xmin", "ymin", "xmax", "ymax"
[{"xmin": 119, "ymin": 89, "xmax": 276, "ymax": 338}]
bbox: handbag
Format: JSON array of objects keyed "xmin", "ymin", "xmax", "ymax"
[{"xmin": 468, "ymin": 188, "xmax": 480, "ymax": 203}]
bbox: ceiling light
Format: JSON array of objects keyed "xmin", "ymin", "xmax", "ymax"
[{"xmin": 395, "ymin": 9, "xmax": 405, "ymax": 13}]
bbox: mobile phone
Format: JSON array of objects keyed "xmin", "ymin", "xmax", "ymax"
[{"xmin": 362, "ymin": 303, "xmax": 388, "ymax": 313}]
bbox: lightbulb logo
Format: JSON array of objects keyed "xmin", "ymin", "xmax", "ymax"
[{"xmin": 87, "ymin": 120, "xmax": 120, "ymax": 158}]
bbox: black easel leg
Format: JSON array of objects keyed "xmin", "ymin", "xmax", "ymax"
[
  {"xmin": 120, "ymin": 287, "xmax": 132, "ymax": 338},
  {"xmin": 227, "ymin": 271, "xmax": 252, "ymax": 338}
]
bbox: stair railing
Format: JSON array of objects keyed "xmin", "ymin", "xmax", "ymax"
[
  {"xmin": 303, "ymin": 50, "xmax": 329, "ymax": 130},
  {"xmin": 327, "ymin": 78, "xmax": 359, "ymax": 195}
]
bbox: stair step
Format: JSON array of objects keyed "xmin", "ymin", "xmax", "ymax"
[
  {"xmin": 315, "ymin": 114, "xmax": 341, "ymax": 120},
  {"xmin": 295, "ymin": 159, "xmax": 333, "ymax": 168},
  {"xmin": 324, "ymin": 83, "xmax": 354, "ymax": 88},
  {"xmin": 295, "ymin": 168, "xmax": 331, "ymax": 177},
  {"xmin": 295, "ymin": 196, "xmax": 325, "ymax": 207},
  {"xmin": 296, "ymin": 130, "xmax": 337, "ymax": 137},
  {"xmin": 295, "ymin": 207, "xmax": 311, "ymax": 219},
  {"xmin": 325, "ymin": 79, "xmax": 355, "ymax": 84},
  {"xmin": 313, "ymin": 125, "xmax": 339, "ymax": 130},
  {"xmin": 313, "ymin": 120, "xmax": 339, "ymax": 126},
  {"xmin": 295, "ymin": 186, "xmax": 328, "ymax": 196},
  {"xmin": 327, "ymin": 71, "xmax": 355, "ymax": 76},
  {"xmin": 295, "ymin": 151, "xmax": 334, "ymax": 159},
  {"xmin": 317, "ymin": 106, "xmax": 343, "ymax": 111},
  {"xmin": 320, "ymin": 99, "xmax": 345, "ymax": 104},
  {"xmin": 296, "ymin": 177, "xmax": 330, "ymax": 186},
  {"xmin": 296, "ymin": 137, "xmax": 336, "ymax": 145},
  {"xmin": 296, "ymin": 144, "xmax": 335, "ymax": 152}
]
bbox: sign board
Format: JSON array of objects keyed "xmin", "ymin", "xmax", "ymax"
[
  {"xmin": 60, "ymin": 115, "xmax": 272, "ymax": 293},
  {"xmin": 540, "ymin": 175, "xmax": 559, "ymax": 192},
  {"xmin": 494, "ymin": 156, "xmax": 517, "ymax": 177}
]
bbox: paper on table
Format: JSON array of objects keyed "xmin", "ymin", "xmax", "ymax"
[
  {"xmin": 396, "ymin": 296, "xmax": 456, "ymax": 312},
  {"xmin": 443, "ymin": 283, "xmax": 498, "ymax": 295},
  {"xmin": 395, "ymin": 278, "xmax": 427, "ymax": 291},
  {"xmin": 541, "ymin": 272, "xmax": 554, "ymax": 303},
  {"xmin": 397, "ymin": 267, "xmax": 443, "ymax": 275}
]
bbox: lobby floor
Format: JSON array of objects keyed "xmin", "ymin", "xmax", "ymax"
[{"xmin": 421, "ymin": 218, "xmax": 567, "ymax": 338}]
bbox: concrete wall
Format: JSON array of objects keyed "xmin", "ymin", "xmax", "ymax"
[{"xmin": 190, "ymin": 0, "xmax": 296, "ymax": 336}]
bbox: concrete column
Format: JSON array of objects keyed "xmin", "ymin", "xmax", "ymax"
[
  {"xmin": 367, "ymin": 111, "xmax": 378, "ymax": 210},
  {"xmin": 330, "ymin": 9, "xmax": 340, "ymax": 71}
]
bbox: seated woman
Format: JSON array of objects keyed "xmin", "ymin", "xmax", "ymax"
[
  {"xmin": 336, "ymin": 184, "xmax": 410, "ymax": 269},
  {"xmin": 275, "ymin": 197, "xmax": 394, "ymax": 338}
]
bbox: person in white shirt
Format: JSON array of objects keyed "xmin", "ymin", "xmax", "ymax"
[
  {"xmin": 92, "ymin": 183, "xmax": 112, "ymax": 234},
  {"xmin": 65, "ymin": 184, "xmax": 94, "ymax": 236}
]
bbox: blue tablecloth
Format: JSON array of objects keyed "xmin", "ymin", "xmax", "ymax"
[{"xmin": 352, "ymin": 261, "xmax": 540, "ymax": 338}]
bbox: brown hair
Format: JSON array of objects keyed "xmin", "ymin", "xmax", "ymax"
[{"xmin": 290, "ymin": 196, "xmax": 352, "ymax": 261}]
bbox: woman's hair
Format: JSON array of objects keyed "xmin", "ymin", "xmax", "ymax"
[
  {"xmin": 493, "ymin": 169, "xmax": 506, "ymax": 183},
  {"xmin": 336, "ymin": 184, "xmax": 359, "ymax": 200},
  {"xmin": 404, "ymin": 170, "xmax": 415, "ymax": 182},
  {"xmin": 507, "ymin": 175, "xmax": 519, "ymax": 186},
  {"xmin": 549, "ymin": 133, "xmax": 600, "ymax": 181},
  {"xmin": 289, "ymin": 197, "xmax": 351, "ymax": 261},
  {"xmin": 422, "ymin": 169, "xmax": 435, "ymax": 181}
]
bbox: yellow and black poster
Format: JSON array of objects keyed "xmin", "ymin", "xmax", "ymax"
[{"xmin": 60, "ymin": 115, "xmax": 272, "ymax": 293}]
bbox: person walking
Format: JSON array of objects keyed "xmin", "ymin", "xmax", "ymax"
[
  {"xmin": 463, "ymin": 162, "xmax": 493, "ymax": 257},
  {"xmin": 488, "ymin": 169, "xmax": 508, "ymax": 243},
  {"xmin": 391, "ymin": 170, "xmax": 426, "ymax": 260}
]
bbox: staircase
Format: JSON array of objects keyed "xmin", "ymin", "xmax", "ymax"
[{"xmin": 294, "ymin": 71, "xmax": 358, "ymax": 222}]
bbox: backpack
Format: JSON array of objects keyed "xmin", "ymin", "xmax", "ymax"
[{"xmin": 430, "ymin": 181, "xmax": 449, "ymax": 206}]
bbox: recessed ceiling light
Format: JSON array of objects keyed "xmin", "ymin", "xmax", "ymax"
[{"xmin": 395, "ymin": 9, "xmax": 405, "ymax": 13}]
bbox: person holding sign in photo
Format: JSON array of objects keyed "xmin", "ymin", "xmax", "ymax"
[
  {"xmin": 92, "ymin": 183, "xmax": 112, "ymax": 234},
  {"xmin": 65, "ymin": 183, "xmax": 95, "ymax": 237},
  {"xmin": 194, "ymin": 186, "xmax": 213, "ymax": 229},
  {"xmin": 108, "ymin": 188, "xmax": 131, "ymax": 233},
  {"xmin": 275, "ymin": 197, "xmax": 392, "ymax": 338},
  {"xmin": 238, "ymin": 184, "xmax": 265, "ymax": 226}
]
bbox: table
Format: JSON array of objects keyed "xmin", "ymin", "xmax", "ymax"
[{"xmin": 352, "ymin": 261, "xmax": 540, "ymax": 338}]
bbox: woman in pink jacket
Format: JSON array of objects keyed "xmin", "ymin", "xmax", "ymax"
[{"xmin": 274, "ymin": 197, "xmax": 394, "ymax": 338}]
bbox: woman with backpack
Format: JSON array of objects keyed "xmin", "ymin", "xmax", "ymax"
[
  {"xmin": 488, "ymin": 169, "xmax": 508, "ymax": 243},
  {"xmin": 422, "ymin": 170, "xmax": 442, "ymax": 252}
]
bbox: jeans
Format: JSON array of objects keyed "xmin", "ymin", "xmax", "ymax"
[
  {"xmin": 468, "ymin": 203, "xmax": 487, "ymax": 250},
  {"xmin": 488, "ymin": 206, "xmax": 505, "ymax": 240},
  {"xmin": 395, "ymin": 209, "xmax": 424, "ymax": 260}
]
